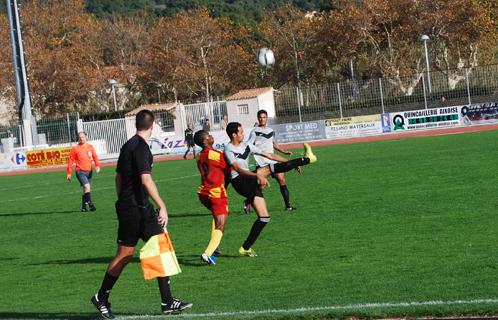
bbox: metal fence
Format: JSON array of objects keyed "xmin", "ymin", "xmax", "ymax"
[
  {"xmin": 1, "ymin": 64, "xmax": 497, "ymax": 152},
  {"xmin": 274, "ymin": 64, "xmax": 498, "ymax": 123}
]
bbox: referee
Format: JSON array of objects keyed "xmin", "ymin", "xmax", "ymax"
[{"xmin": 90, "ymin": 110, "xmax": 192, "ymax": 319}]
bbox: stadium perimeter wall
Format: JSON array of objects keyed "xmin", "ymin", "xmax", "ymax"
[{"xmin": 0, "ymin": 101, "xmax": 497, "ymax": 175}]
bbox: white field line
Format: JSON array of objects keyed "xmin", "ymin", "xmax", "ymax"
[
  {"xmin": 3, "ymin": 174, "xmax": 200, "ymax": 203},
  {"xmin": 118, "ymin": 299, "xmax": 498, "ymax": 319}
]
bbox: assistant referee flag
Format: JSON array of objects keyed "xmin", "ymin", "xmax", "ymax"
[{"xmin": 140, "ymin": 231, "xmax": 181, "ymax": 279}]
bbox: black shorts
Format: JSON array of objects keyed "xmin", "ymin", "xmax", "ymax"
[
  {"xmin": 231, "ymin": 175, "xmax": 264, "ymax": 202},
  {"xmin": 76, "ymin": 170, "xmax": 92, "ymax": 186},
  {"xmin": 186, "ymin": 140, "xmax": 195, "ymax": 147},
  {"xmin": 115, "ymin": 201, "xmax": 163, "ymax": 246}
]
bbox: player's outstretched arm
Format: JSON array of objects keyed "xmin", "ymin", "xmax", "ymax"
[
  {"xmin": 230, "ymin": 163, "xmax": 268, "ymax": 187},
  {"xmin": 273, "ymin": 141, "xmax": 292, "ymax": 155}
]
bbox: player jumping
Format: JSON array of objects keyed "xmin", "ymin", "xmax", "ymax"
[{"xmin": 224, "ymin": 122, "xmax": 316, "ymax": 257}]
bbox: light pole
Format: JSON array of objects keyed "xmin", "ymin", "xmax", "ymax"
[
  {"xmin": 420, "ymin": 35, "xmax": 432, "ymax": 93},
  {"xmin": 108, "ymin": 79, "xmax": 117, "ymax": 111}
]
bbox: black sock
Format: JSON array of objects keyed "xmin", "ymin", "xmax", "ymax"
[
  {"xmin": 243, "ymin": 217, "xmax": 270, "ymax": 250},
  {"xmin": 82, "ymin": 194, "xmax": 87, "ymax": 208},
  {"xmin": 280, "ymin": 185, "xmax": 290, "ymax": 207},
  {"xmin": 86, "ymin": 192, "xmax": 93, "ymax": 205},
  {"xmin": 97, "ymin": 272, "xmax": 118, "ymax": 303},
  {"xmin": 272, "ymin": 158, "xmax": 309, "ymax": 174},
  {"xmin": 158, "ymin": 276, "xmax": 173, "ymax": 304}
]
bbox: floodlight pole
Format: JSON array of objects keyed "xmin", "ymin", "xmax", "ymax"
[
  {"xmin": 7, "ymin": 0, "xmax": 38, "ymax": 146},
  {"xmin": 420, "ymin": 35, "xmax": 432, "ymax": 93}
]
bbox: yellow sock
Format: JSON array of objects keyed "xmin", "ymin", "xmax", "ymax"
[{"xmin": 205, "ymin": 229, "xmax": 223, "ymax": 256}]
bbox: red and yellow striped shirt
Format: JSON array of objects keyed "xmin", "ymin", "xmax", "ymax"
[{"xmin": 196, "ymin": 148, "xmax": 228, "ymax": 199}]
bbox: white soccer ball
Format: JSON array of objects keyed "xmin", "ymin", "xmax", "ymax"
[{"xmin": 257, "ymin": 48, "xmax": 275, "ymax": 67}]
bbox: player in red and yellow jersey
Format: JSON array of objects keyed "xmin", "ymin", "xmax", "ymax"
[
  {"xmin": 66, "ymin": 131, "xmax": 101, "ymax": 212},
  {"xmin": 194, "ymin": 130, "xmax": 229, "ymax": 265}
]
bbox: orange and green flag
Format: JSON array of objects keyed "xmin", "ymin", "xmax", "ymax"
[{"xmin": 140, "ymin": 231, "xmax": 181, "ymax": 280}]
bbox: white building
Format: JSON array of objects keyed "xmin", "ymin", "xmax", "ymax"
[{"xmin": 226, "ymin": 87, "xmax": 275, "ymax": 128}]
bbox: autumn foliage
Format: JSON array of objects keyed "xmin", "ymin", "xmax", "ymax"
[{"xmin": 0, "ymin": 0, "xmax": 496, "ymax": 116}]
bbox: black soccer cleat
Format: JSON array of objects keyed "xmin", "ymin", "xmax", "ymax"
[
  {"xmin": 285, "ymin": 205, "xmax": 297, "ymax": 211},
  {"xmin": 91, "ymin": 294, "xmax": 115, "ymax": 319},
  {"xmin": 161, "ymin": 298, "xmax": 193, "ymax": 314},
  {"xmin": 89, "ymin": 203, "xmax": 96, "ymax": 211}
]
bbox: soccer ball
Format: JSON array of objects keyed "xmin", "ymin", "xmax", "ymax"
[{"xmin": 257, "ymin": 48, "xmax": 275, "ymax": 67}]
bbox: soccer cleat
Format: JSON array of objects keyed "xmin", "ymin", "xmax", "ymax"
[
  {"xmin": 285, "ymin": 205, "xmax": 297, "ymax": 211},
  {"xmin": 238, "ymin": 247, "xmax": 257, "ymax": 257},
  {"xmin": 81, "ymin": 208, "xmax": 88, "ymax": 212},
  {"xmin": 91, "ymin": 294, "xmax": 115, "ymax": 320},
  {"xmin": 303, "ymin": 143, "xmax": 317, "ymax": 164},
  {"xmin": 243, "ymin": 199, "xmax": 251, "ymax": 214},
  {"xmin": 89, "ymin": 203, "xmax": 96, "ymax": 211},
  {"xmin": 161, "ymin": 298, "xmax": 193, "ymax": 314},
  {"xmin": 201, "ymin": 253, "xmax": 217, "ymax": 265}
]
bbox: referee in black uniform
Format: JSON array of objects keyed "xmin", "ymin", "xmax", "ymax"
[
  {"xmin": 183, "ymin": 123, "xmax": 195, "ymax": 159},
  {"xmin": 91, "ymin": 110, "xmax": 192, "ymax": 319}
]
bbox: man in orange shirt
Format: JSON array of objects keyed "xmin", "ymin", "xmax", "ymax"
[
  {"xmin": 194, "ymin": 130, "xmax": 229, "ymax": 265},
  {"xmin": 66, "ymin": 131, "xmax": 101, "ymax": 212}
]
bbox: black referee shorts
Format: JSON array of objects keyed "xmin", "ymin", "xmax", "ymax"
[
  {"xmin": 115, "ymin": 201, "xmax": 163, "ymax": 247},
  {"xmin": 231, "ymin": 175, "xmax": 264, "ymax": 203}
]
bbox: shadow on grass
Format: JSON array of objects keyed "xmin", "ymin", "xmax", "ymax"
[
  {"xmin": 31, "ymin": 256, "xmax": 140, "ymax": 266},
  {"xmin": 177, "ymin": 254, "xmax": 242, "ymax": 267},
  {"xmin": 0, "ymin": 311, "xmax": 165, "ymax": 320},
  {"xmin": 0, "ymin": 312, "xmax": 98, "ymax": 320},
  {"xmin": 0, "ymin": 210, "xmax": 78, "ymax": 218}
]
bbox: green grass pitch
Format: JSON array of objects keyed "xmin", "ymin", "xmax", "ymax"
[{"xmin": 2, "ymin": 130, "xmax": 498, "ymax": 320}]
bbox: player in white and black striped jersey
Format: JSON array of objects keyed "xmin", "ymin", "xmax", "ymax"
[{"xmin": 248, "ymin": 109, "xmax": 297, "ymax": 211}]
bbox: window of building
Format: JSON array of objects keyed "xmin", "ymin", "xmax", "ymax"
[{"xmin": 237, "ymin": 104, "xmax": 249, "ymax": 115}]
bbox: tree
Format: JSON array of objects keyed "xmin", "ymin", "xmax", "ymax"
[
  {"xmin": 21, "ymin": 0, "xmax": 104, "ymax": 115},
  {"xmin": 97, "ymin": 14, "xmax": 153, "ymax": 108},
  {"xmin": 257, "ymin": 5, "xmax": 324, "ymax": 90},
  {"xmin": 141, "ymin": 8, "xmax": 254, "ymax": 102}
]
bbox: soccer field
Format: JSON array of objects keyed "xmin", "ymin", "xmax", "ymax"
[{"xmin": 2, "ymin": 130, "xmax": 498, "ymax": 320}]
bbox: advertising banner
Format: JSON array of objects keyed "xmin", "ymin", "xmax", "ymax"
[
  {"xmin": 0, "ymin": 151, "xmax": 28, "ymax": 170},
  {"xmin": 26, "ymin": 147, "xmax": 72, "ymax": 168},
  {"xmin": 273, "ymin": 121, "xmax": 326, "ymax": 143},
  {"xmin": 150, "ymin": 130, "xmax": 230, "ymax": 155},
  {"xmin": 325, "ymin": 114, "xmax": 383, "ymax": 138},
  {"xmin": 460, "ymin": 102, "xmax": 498, "ymax": 125},
  {"xmin": 389, "ymin": 106, "xmax": 460, "ymax": 131}
]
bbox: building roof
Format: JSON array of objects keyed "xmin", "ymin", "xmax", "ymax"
[
  {"xmin": 125, "ymin": 103, "xmax": 178, "ymax": 117},
  {"xmin": 226, "ymin": 87, "xmax": 273, "ymax": 101}
]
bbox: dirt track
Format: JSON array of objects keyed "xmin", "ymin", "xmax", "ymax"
[{"xmin": 2, "ymin": 123, "xmax": 498, "ymax": 177}]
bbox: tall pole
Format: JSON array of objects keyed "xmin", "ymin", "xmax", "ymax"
[
  {"xmin": 421, "ymin": 35, "xmax": 432, "ymax": 93},
  {"xmin": 7, "ymin": 0, "xmax": 38, "ymax": 146}
]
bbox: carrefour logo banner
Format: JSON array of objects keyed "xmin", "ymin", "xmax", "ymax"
[
  {"xmin": 390, "ymin": 106, "xmax": 460, "ymax": 131},
  {"xmin": 0, "ymin": 151, "xmax": 27, "ymax": 171}
]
